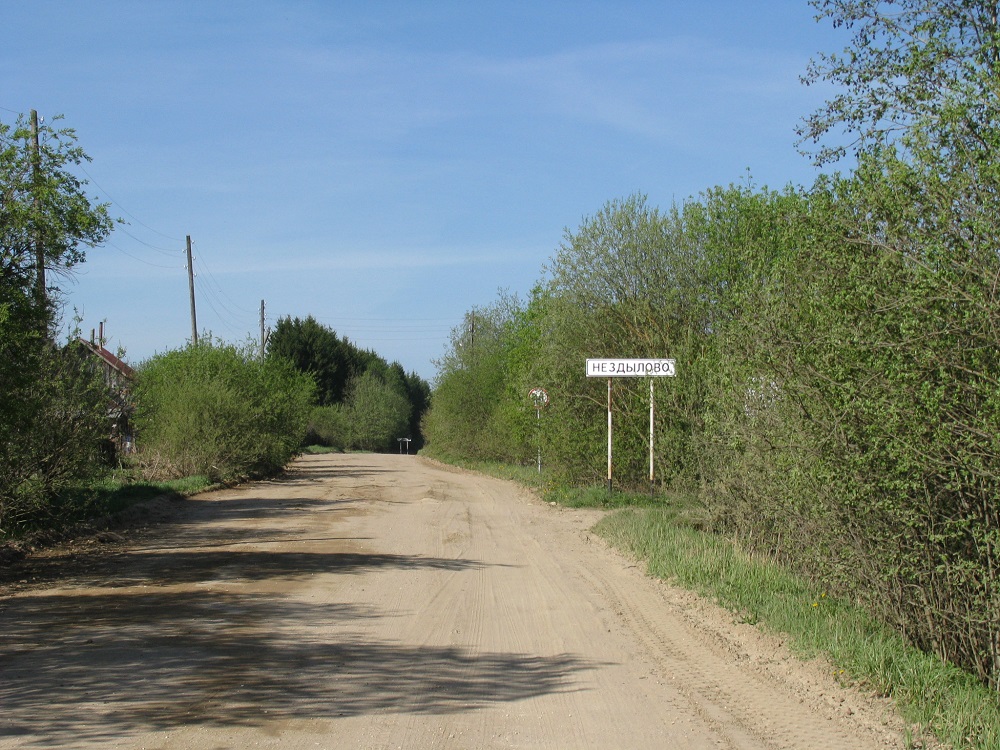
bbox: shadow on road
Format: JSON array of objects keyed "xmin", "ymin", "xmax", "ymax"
[
  {"xmin": 0, "ymin": 459, "xmax": 600, "ymax": 747},
  {"xmin": 1, "ymin": 583, "xmax": 596, "ymax": 746}
]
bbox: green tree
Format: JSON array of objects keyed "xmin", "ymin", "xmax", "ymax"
[
  {"xmin": 424, "ymin": 293, "xmax": 535, "ymax": 464},
  {"xmin": 732, "ymin": 163, "xmax": 1000, "ymax": 689},
  {"xmin": 402, "ymin": 369, "xmax": 432, "ymax": 450},
  {"xmin": 268, "ymin": 315, "xmax": 432, "ymax": 449},
  {"xmin": 1, "ymin": 113, "xmax": 113, "ymax": 330},
  {"xmin": 799, "ymin": 0, "xmax": 1000, "ymax": 164},
  {"xmin": 267, "ymin": 315, "xmax": 353, "ymax": 406},
  {"xmin": 0, "ymin": 337, "xmax": 110, "ymax": 533},
  {"xmin": 343, "ymin": 370, "xmax": 411, "ymax": 452},
  {"xmin": 535, "ymin": 193, "xmax": 731, "ymax": 487},
  {"xmin": 0, "ymin": 112, "xmax": 114, "ymax": 533},
  {"xmin": 305, "ymin": 405, "xmax": 351, "ymax": 449}
]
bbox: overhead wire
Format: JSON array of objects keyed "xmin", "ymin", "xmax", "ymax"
[
  {"xmin": 115, "ymin": 225, "xmax": 183, "ymax": 256},
  {"xmin": 77, "ymin": 162, "xmax": 184, "ymax": 242},
  {"xmin": 309, "ymin": 314, "xmax": 454, "ymax": 333},
  {"xmin": 194, "ymin": 269, "xmax": 254, "ymax": 334},
  {"xmin": 0, "ymin": 115, "xmax": 187, "ymax": 280},
  {"xmin": 105, "ymin": 239, "xmax": 184, "ymax": 270},
  {"xmin": 198, "ymin": 287, "xmax": 247, "ymax": 338},
  {"xmin": 191, "ymin": 241, "xmax": 257, "ymax": 315},
  {"xmin": 2, "ymin": 107, "xmax": 278, "ymax": 352},
  {"xmin": 0, "ymin": 114, "xmax": 454, "ymax": 360},
  {"xmin": 3, "ymin": 108, "xmax": 183, "ymax": 258},
  {"xmin": 189, "ymin": 241, "xmax": 260, "ymax": 340},
  {"xmin": 191, "ymin": 259, "xmax": 251, "ymax": 335}
]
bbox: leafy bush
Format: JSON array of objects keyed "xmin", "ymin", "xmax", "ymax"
[
  {"xmin": 422, "ymin": 293, "xmax": 540, "ymax": 466},
  {"xmin": 306, "ymin": 405, "xmax": 349, "ymax": 449},
  {"xmin": 0, "ymin": 333, "xmax": 110, "ymax": 533},
  {"xmin": 705, "ymin": 162, "xmax": 1000, "ymax": 689},
  {"xmin": 430, "ymin": 172, "xmax": 1000, "ymax": 691},
  {"xmin": 133, "ymin": 341, "xmax": 315, "ymax": 482}
]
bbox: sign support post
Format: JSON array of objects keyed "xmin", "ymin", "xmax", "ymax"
[
  {"xmin": 649, "ymin": 378, "xmax": 655, "ymax": 496},
  {"xmin": 538, "ymin": 405, "xmax": 542, "ymax": 473},
  {"xmin": 528, "ymin": 387, "xmax": 550, "ymax": 474},
  {"xmin": 607, "ymin": 378, "xmax": 613, "ymax": 492},
  {"xmin": 586, "ymin": 358, "xmax": 676, "ymax": 495}
]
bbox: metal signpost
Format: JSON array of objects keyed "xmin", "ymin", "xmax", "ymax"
[
  {"xmin": 585, "ymin": 358, "xmax": 676, "ymax": 492},
  {"xmin": 528, "ymin": 387, "xmax": 549, "ymax": 473}
]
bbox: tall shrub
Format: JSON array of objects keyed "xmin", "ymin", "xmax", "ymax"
[
  {"xmin": 134, "ymin": 341, "xmax": 315, "ymax": 481},
  {"xmin": 423, "ymin": 294, "xmax": 535, "ymax": 464},
  {"xmin": 0, "ymin": 333, "xmax": 109, "ymax": 532}
]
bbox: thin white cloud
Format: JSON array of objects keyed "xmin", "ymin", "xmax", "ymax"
[{"xmin": 460, "ymin": 38, "xmax": 808, "ymax": 140}]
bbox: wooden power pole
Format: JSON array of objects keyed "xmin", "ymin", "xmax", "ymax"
[
  {"xmin": 186, "ymin": 235, "xmax": 198, "ymax": 345},
  {"xmin": 260, "ymin": 299, "xmax": 266, "ymax": 361},
  {"xmin": 30, "ymin": 110, "xmax": 44, "ymax": 310}
]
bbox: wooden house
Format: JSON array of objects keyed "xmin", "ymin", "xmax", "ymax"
[{"xmin": 77, "ymin": 332, "xmax": 136, "ymax": 457}]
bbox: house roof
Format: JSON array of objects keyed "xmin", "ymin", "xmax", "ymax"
[{"xmin": 77, "ymin": 338, "xmax": 136, "ymax": 379}]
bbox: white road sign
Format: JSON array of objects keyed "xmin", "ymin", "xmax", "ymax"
[{"xmin": 586, "ymin": 358, "xmax": 676, "ymax": 378}]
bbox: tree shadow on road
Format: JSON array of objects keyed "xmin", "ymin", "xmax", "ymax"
[
  {"xmin": 0, "ymin": 582, "xmax": 600, "ymax": 747},
  {"xmin": 0, "ymin": 454, "xmax": 598, "ymax": 747}
]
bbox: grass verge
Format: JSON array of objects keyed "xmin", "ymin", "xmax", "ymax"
[{"xmin": 302, "ymin": 445, "xmax": 342, "ymax": 455}]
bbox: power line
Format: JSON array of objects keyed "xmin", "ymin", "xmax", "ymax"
[
  {"xmin": 197, "ymin": 269, "xmax": 255, "ymax": 329},
  {"xmin": 77, "ymin": 163, "xmax": 184, "ymax": 242},
  {"xmin": 2, "ymin": 110, "xmax": 186, "ymax": 270},
  {"xmin": 186, "ymin": 242, "xmax": 259, "ymax": 339},
  {"xmin": 314, "ymin": 315, "xmax": 457, "ymax": 322},
  {"xmin": 116, "ymin": 225, "xmax": 182, "ymax": 256},
  {"xmin": 347, "ymin": 336, "xmax": 451, "ymax": 342},
  {"xmin": 192, "ymin": 243, "xmax": 257, "ymax": 315},
  {"xmin": 105, "ymin": 239, "xmax": 184, "ymax": 269},
  {"xmin": 199, "ymin": 287, "xmax": 249, "ymax": 337}
]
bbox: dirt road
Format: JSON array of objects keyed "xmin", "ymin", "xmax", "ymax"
[{"xmin": 0, "ymin": 453, "xmax": 909, "ymax": 749}]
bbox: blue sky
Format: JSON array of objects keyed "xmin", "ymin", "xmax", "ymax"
[{"xmin": 3, "ymin": 1, "xmax": 844, "ymax": 382}]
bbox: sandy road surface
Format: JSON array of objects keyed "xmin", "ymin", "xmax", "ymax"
[{"xmin": 0, "ymin": 453, "xmax": 909, "ymax": 749}]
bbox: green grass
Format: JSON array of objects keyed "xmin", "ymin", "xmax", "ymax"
[
  {"xmin": 541, "ymin": 483, "xmax": 710, "ymax": 518},
  {"xmin": 418, "ymin": 448, "xmax": 706, "ymax": 513},
  {"xmin": 80, "ymin": 472, "xmax": 215, "ymax": 510},
  {"xmin": 302, "ymin": 444, "xmax": 343, "ymax": 455},
  {"xmin": 595, "ymin": 508, "xmax": 1000, "ymax": 750}
]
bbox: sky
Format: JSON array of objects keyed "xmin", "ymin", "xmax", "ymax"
[{"xmin": 2, "ymin": 1, "xmax": 846, "ymax": 382}]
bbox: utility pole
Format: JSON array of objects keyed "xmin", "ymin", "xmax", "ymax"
[
  {"xmin": 30, "ymin": 110, "xmax": 44, "ymax": 311},
  {"xmin": 186, "ymin": 235, "xmax": 198, "ymax": 345},
  {"xmin": 260, "ymin": 299, "xmax": 266, "ymax": 361}
]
